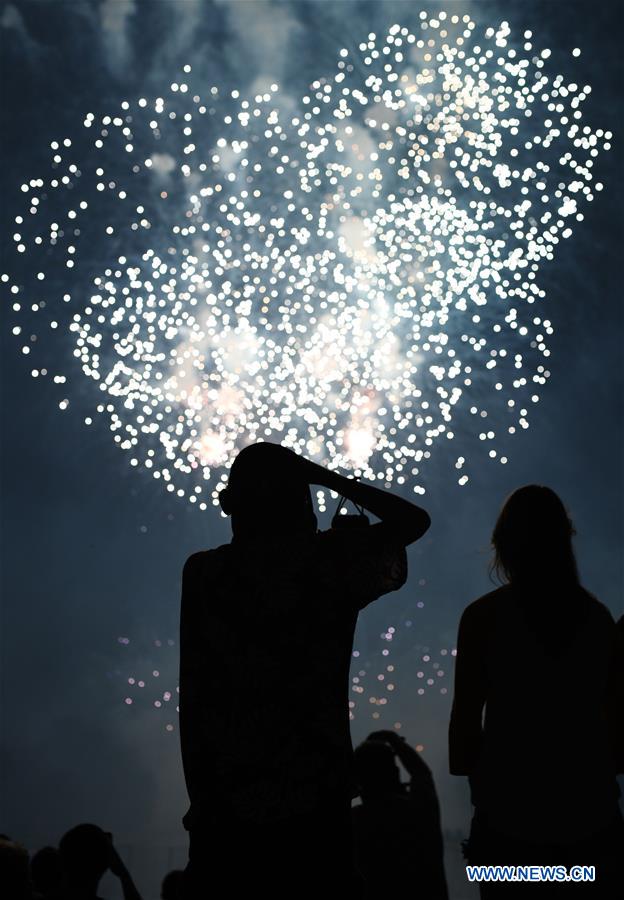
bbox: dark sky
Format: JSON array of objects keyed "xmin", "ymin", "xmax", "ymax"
[{"xmin": 1, "ymin": 2, "xmax": 622, "ymax": 898}]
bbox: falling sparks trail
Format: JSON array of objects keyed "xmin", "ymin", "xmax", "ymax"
[{"xmin": 3, "ymin": 14, "xmax": 611, "ymax": 508}]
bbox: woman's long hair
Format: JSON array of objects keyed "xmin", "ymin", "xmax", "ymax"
[{"xmin": 490, "ymin": 485, "xmax": 579, "ymax": 587}]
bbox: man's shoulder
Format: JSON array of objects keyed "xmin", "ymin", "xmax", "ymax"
[
  {"xmin": 315, "ymin": 525, "xmax": 407, "ymax": 607},
  {"xmin": 183, "ymin": 544, "xmax": 232, "ymax": 577}
]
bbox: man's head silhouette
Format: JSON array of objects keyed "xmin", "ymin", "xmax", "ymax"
[
  {"xmin": 219, "ymin": 442, "xmax": 317, "ymax": 538},
  {"xmin": 59, "ymin": 824, "xmax": 110, "ymax": 887}
]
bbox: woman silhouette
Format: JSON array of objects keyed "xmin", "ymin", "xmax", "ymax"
[{"xmin": 449, "ymin": 486, "xmax": 623, "ymax": 897}]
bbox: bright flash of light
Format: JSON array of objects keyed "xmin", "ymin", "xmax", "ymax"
[{"xmin": 3, "ymin": 16, "xmax": 611, "ymax": 508}]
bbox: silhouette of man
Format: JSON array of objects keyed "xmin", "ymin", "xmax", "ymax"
[
  {"xmin": 352, "ymin": 731, "xmax": 448, "ymax": 899},
  {"xmin": 58, "ymin": 825, "xmax": 142, "ymax": 900},
  {"xmin": 179, "ymin": 442, "xmax": 430, "ymax": 899}
]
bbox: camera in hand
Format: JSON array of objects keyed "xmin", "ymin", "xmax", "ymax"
[{"xmin": 331, "ymin": 495, "xmax": 370, "ymax": 529}]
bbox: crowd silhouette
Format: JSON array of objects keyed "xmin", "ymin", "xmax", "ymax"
[{"xmin": 1, "ymin": 444, "xmax": 622, "ymax": 899}]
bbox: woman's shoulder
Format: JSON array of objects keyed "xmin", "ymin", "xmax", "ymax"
[
  {"xmin": 455, "ymin": 587, "xmax": 512, "ymax": 646},
  {"xmin": 577, "ymin": 588, "xmax": 616, "ymax": 628},
  {"xmin": 462, "ymin": 585, "xmax": 512, "ymax": 622}
]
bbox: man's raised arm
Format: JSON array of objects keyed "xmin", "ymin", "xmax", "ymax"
[{"xmin": 303, "ymin": 459, "xmax": 431, "ymax": 545}]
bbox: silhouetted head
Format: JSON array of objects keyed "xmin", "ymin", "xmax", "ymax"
[
  {"xmin": 492, "ymin": 485, "xmax": 578, "ymax": 587},
  {"xmin": 354, "ymin": 739, "xmax": 401, "ymax": 797},
  {"xmin": 31, "ymin": 846, "xmax": 62, "ymax": 897},
  {"xmin": 0, "ymin": 838, "xmax": 31, "ymax": 900},
  {"xmin": 161, "ymin": 869, "xmax": 184, "ymax": 900},
  {"xmin": 219, "ymin": 442, "xmax": 317, "ymax": 539},
  {"xmin": 59, "ymin": 824, "xmax": 110, "ymax": 886}
]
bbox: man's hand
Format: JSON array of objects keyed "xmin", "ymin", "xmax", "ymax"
[{"xmin": 299, "ymin": 456, "xmax": 431, "ymax": 545}]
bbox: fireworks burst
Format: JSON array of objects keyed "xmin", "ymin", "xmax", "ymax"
[{"xmin": 4, "ymin": 13, "xmax": 610, "ymax": 508}]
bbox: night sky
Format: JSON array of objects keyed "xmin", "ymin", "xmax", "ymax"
[{"xmin": 1, "ymin": 2, "xmax": 622, "ymax": 898}]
